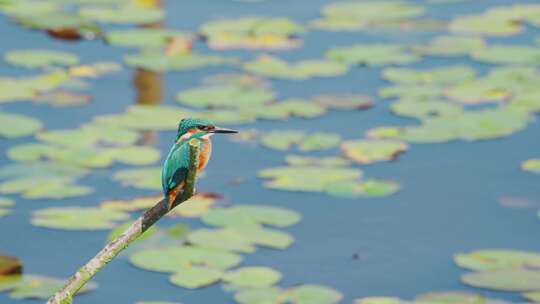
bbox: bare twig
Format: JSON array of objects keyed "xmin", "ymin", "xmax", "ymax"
[{"xmin": 47, "ymin": 142, "xmax": 200, "ymax": 304}]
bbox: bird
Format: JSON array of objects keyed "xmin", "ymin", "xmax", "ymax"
[{"xmin": 162, "ymin": 118, "xmax": 237, "ymax": 210}]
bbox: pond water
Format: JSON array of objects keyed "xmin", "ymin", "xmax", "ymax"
[{"xmin": 1, "ymin": 0, "xmax": 540, "ymax": 303}]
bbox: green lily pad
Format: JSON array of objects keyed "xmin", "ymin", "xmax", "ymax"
[
  {"xmin": 113, "ymin": 167, "xmax": 161, "ymax": 190},
  {"xmin": 326, "ymin": 179, "xmax": 400, "ymax": 198},
  {"xmin": 187, "ymin": 228, "xmax": 256, "ymax": 253},
  {"xmin": 79, "ymin": 5, "xmax": 164, "ymax": 24},
  {"xmin": 0, "ymin": 274, "xmax": 96, "ymax": 300},
  {"xmin": 462, "ymin": 267, "xmax": 540, "ymax": 292},
  {"xmin": 130, "ymin": 245, "xmax": 242, "ymax": 273},
  {"xmin": 0, "ymin": 255, "xmax": 22, "ymax": 276},
  {"xmin": 523, "ymin": 291, "xmax": 540, "ymax": 302},
  {"xmin": 445, "ymin": 80, "xmax": 510, "ymax": 104},
  {"xmin": 137, "ymin": 302, "xmax": 181, "ymax": 304},
  {"xmin": 235, "ymin": 287, "xmax": 283, "ymax": 304},
  {"xmin": 455, "ymin": 249, "xmax": 540, "ymax": 271},
  {"xmin": 31, "ymin": 207, "xmax": 129, "ymax": 230},
  {"xmin": 365, "ymin": 127, "xmax": 402, "ymax": 140},
  {"xmin": 341, "ymin": 140, "xmax": 407, "ymax": 164},
  {"xmin": 285, "ymin": 155, "xmax": 351, "ymax": 167},
  {"xmin": 0, "ymin": 198, "xmax": 14, "ymax": 218},
  {"xmin": 260, "ymin": 131, "xmax": 341, "ymax": 152},
  {"xmin": 201, "ymin": 17, "xmax": 304, "ymax": 50},
  {"xmin": 298, "ymin": 133, "xmax": 342, "ymax": 152},
  {"xmin": 313, "ymin": 95, "xmax": 373, "ymax": 110},
  {"xmin": 33, "ymin": 91, "xmax": 91, "ymax": 106},
  {"xmin": 382, "ymin": 66, "xmax": 476, "ymax": 85},
  {"xmin": 4, "ymin": 49, "xmax": 79, "ymax": 69},
  {"xmin": 412, "ymin": 35, "xmax": 486, "ymax": 56},
  {"xmin": 106, "ymin": 28, "xmax": 191, "ymax": 49},
  {"xmin": 223, "ymin": 267, "xmax": 282, "ymax": 288},
  {"xmin": 0, "ymin": 112, "xmax": 42, "ymax": 138},
  {"xmin": 471, "ymin": 45, "xmax": 540, "ymax": 65},
  {"xmin": 354, "ymin": 297, "xmax": 402, "ymax": 304},
  {"xmin": 124, "ymin": 51, "xmax": 236, "ymax": 72},
  {"xmin": 244, "ymin": 55, "xmax": 348, "ymax": 80},
  {"xmin": 449, "ymin": 11, "xmax": 523, "ymax": 36},
  {"xmin": 286, "ymin": 284, "xmax": 343, "ymax": 304},
  {"xmin": 258, "ymin": 166, "xmax": 363, "ymax": 192},
  {"xmin": 313, "ymin": 1, "xmax": 425, "ymax": 31},
  {"xmin": 177, "ymin": 84, "xmax": 275, "ymax": 109},
  {"xmin": 379, "ymin": 84, "xmax": 444, "ymax": 100},
  {"xmin": 415, "ymin": 291, "xmax": 487, "ymax": 304},
  {"xmin": 169, "ymin": 193, "xmax": 219, "ymax": 218},
  {"xmin": 260, "ymin": 131, "xmax": 305, "ymax": 151},
  {"xmin": 326, "ymin": 44, "xmax": 420, "ymax": 66},
  {"xmin": 390, "ymin": 99, "xmax": 463, "ymax": 119},
  {"xmin": 245, "ymin": 99, "xmax": 327, "ymax": 120},
  {"xmin": 202, "ymin": 205, "xmax": 301, "ymax": 229},
  {"xmin": 522, "ymin": 159, "xmax": 540, "ymax": 174},
  {"xmin": 169, "ymin": 267, "xmax": 223, "ymax": 289}
]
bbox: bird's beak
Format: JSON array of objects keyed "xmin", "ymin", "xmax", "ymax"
[{"xmin": 211, "ymin": 127, "xmax": 238, "ymax": 134}]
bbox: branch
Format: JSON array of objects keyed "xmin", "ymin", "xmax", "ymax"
[{"xmin": 47, "ymin": 141, "xmax": 200, "ymax": 304}]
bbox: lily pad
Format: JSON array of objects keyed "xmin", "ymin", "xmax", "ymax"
[
  {"xmin": 470, "ymin": 45, "xmax": 540, "ymax": 65},
  {"xmin": 341, "ymin": 140, "xmax": 407, "ymax": 164},
  {"xmin": 130, "ymin": 245, "xmax": 242, "ymax": 272},
  {"xmin": 31, "ymin": 207, "xmax": 129, "ymax": 230},
  {"xmin": 0, "ymin": 255, "xmax": 22, "ymax": 275},
  {"xmin": 244, "ymin": 55, "xmax": 348, "ymax": 80},
  {"xmin": 0, "ymin": 274, "xmax": 96, "ymax": 300},
  {"xmin": 286, "ymin": 284, "xmax": 343, "ymax": 304},
  {"xmin": 202, "ymin": 205, "xmax": 301, "ymax": 229},
  {"xmin": 0, "ymin": 112, "xmax": 42, "ymax": 138},
  {"xmin": 354, "ymin": 297, "xmax": 401, "ymax": 304},
  {"xmin": 124, "ymin": 51, "xmax": 236, "ymax": 72},
  {"xmin": 169, "ymin": 267, "xmax": 223, "ymax": 289},
  {"xmin": 188, "ymin": 228, "xmax": 256, "ymax": 253},
  {"xmin": 177, "ymin": 84, "xmax": 275, "ymax": 109},
  {"xmin": 415, "ymin": 291, "xmax": 488, "ymax": 304},
  {"xmin": 285, "ymin": 155, "xmax": 351, "ymax": 167},
  {"xmin": 462, "ymin": 267, "xmax": 540, "ymax": 292},
  {"xmin": 412, "ymin": 35, "xmax": 486, "ymax": 56},
  {"xmin": 260, "ymin": 131, "xmax": 341, "ymax": 152},
  {"xmin": 235, "ymin": 287, "xmax": 283, "ymax": 304},
  {"xmin": 449, "ymin": 11, "xmax": 523, "ymax": 36},
  {"xmin": 201, "ymin": 17, "xmax": 304, "ymax": 50},
  {"xmin": 390, "ymin": 99, "xmax": 463, "ymax": 119},
  {"xmin": 522, "ymin": 159, "xmax": 540, "ymax": 174},
  {"xmin": 223, "ymin": 267, "xmax": 282, "ymax": 288},
  {"xmin": 326, "ymin": 179, "xmax": 400, "ymax": 198},
  {"xmin": 4, "ymin": 49, "xmax": 79, "ymax": 69},
  {"xmin": 327, "ymin": 44, "xmax": 420, "ymax": 66},
  {"xmin": 106, "ymin": 29, "xmax": 191, "ymax": 49},
  {"xmin": 169, "ymin": 193, "xmax": 219, "ymax": 218},
  {"xmin": 258, "ymin": 166, "xmax": 362, "ymax": 192},
  {"xmin": 79, "ymin": 5, "xmax": 164, "ymax": 24},
  {"xmin": 382, "ymin": 66, "xmax": 476, "ymax": 85},
  {"xmin": 0, "ymin": 197, "xmax": 14, "ymax": 218},
  {"xmin": 113, "ymin": 167, "xmax": 161, "ymax": 190},
  {"xmin": 455, "ymin": 249, "xmax": 540, "ymax": 271},
  {"xmin": 313, "ymin": 95, "xmax": 373, "ymax": 110}
]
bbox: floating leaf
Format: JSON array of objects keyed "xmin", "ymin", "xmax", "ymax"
[
  {"xmin": 202, "ymin": 205, "xmax": 301, "ymax": 229},
  {"xmin": 298, "ymin": 133, "xmax": 342, "ymax": 152},
  {"xmin": 223, "ymin": 267, "xmax": 281, "ymax": 288},
  {"xmin": 33, "ymin": 91, "xmax": 91, "ymax": 106},
  {"xmin": 0, "ymin": 275, "xmax": 96, "ymax": 300},
  {"xmin": 113, "ymin": 167, "xmax": 161, "ymax": 190},
  {"xmin": 313, "ymin": 95, "xmax": 373, "ymax": 110},
  {"xmin": 169, "ymin": 267, "xmax": 223, "ymax": 289},
  {"xmin": 4, "ymin": 49, "xmax": 79, "ymax": 69},
  {"xmin": 31, "ymin": 207, "xmax": 129, "ymax": 230},
  {"xmin": 326, "ymin": 179, "xmax": 400, "ymax": 198},
  {"xmin": 523, "ymin": 291, "xmax": 540, "ymax": 302},
  {"xmin": 449, "ymin": 8, "xmax": 524, "ymax": 36},
  {"xmin": 470, "ymin": 45, "xmax": 540, "ymax": 65},
  {"xmin": 382, "ymin": 66, "xmax": 476, "ymax": 85},
  {"xmin": 415, "ymin": 291, "xmax": 488, "ymax": 304},
  {"xmin": 124, "ymin": 51, "xmax": 236, "ymax": 72},
  {"xmin": 260, "ymin": 131, "xmax": 305, "ymax": 151},
  {"xmin": 390, "ymin": 99, "xmax": 463, "ymax": 119},
  {"xmin": 79, "ymin": 5, "xmax": 164, "ymax": 24},
  {"xmin": 285, "ymin": 155, "xmax": 351, "ymax": 167},
  {"xmin": 286, "ymin": 284, "xmax": 343, "ymax": 304},
  {"xmin": 244, "ymin": 55, "xmax": 348, "ymax": 80},
  {"xmin": 130, "ymin": 245, "xmax": 242, "ymax": 273},
  {"xmin": 235, "ymin": 287, "xmax": 283, "ymax": 304},
  {"xmin": 455, "ymin": 249, "xmax": 540, "ymax": 271},
  {"xmin": 522, "ymin": 159, "xmax": 540, "ymax": 174},
  {"xmin": 0, "ymin": 197, "xmax": 14, "ymax": 218},
  {"xmin": 0, "ymin": 255, "xmax": 22, "ymax": 276},
  {"xmin": 188, "ymin": 228, "xmax": 256, "ymax": 253},
  {"xmin": 412, "ymin": 35, "xmax": 486, "ymax": 56},
  {"xmin": 106, "ymin": 29, "xmax": 191, "ymax": 49},
  {"xmin": 327, "ymin": 44, "xmax": 420, "ymax": 66},
  {"xmin": 341, "ymin": 140, "xmax": 407, "ymax": 164},
  {"xmin": 260, "ymin": 131, "xmax": 341, "ymax": 152},
  {"xmin": 462, "ymin": 267, "xmax": 540, "ymax": 292},
  {"xmin": 258, "ymin": 166, "xmax": 362, "ymax": 192},
  {"xmin": 0, "ymin": 112, "xmax": 42, "ymax": 138},
  {"xmin": 177, "ymin": 84, "xmax": 275, "ymax": 109}
]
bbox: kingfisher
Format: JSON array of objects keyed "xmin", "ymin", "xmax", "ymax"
[{"xmin": 162, "ymin": 118, "xmax": 237, "ymax": 210}]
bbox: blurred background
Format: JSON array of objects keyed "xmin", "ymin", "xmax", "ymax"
[{"xmin": 0, "ymin": 0, "xmax": 540, "ymax": 303}]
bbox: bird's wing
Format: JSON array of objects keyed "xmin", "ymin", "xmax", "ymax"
[{"xmin": 162, "ymin": 142, "xmax": 191, "ymax": 195}]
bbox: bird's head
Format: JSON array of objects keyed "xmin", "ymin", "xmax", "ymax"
[{"xmin": 175, "ymin": 118, "xmax": 237, "ymax": 142}]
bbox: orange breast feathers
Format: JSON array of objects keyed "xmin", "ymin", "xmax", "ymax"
[{"xmin": 197, "ymin": 139, "xmax": 212, "ymax": 172}]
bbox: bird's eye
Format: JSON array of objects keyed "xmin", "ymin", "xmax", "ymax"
[{"xmin": 198, "ymin": 125, "xmax": 214, "ymax": 131}]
